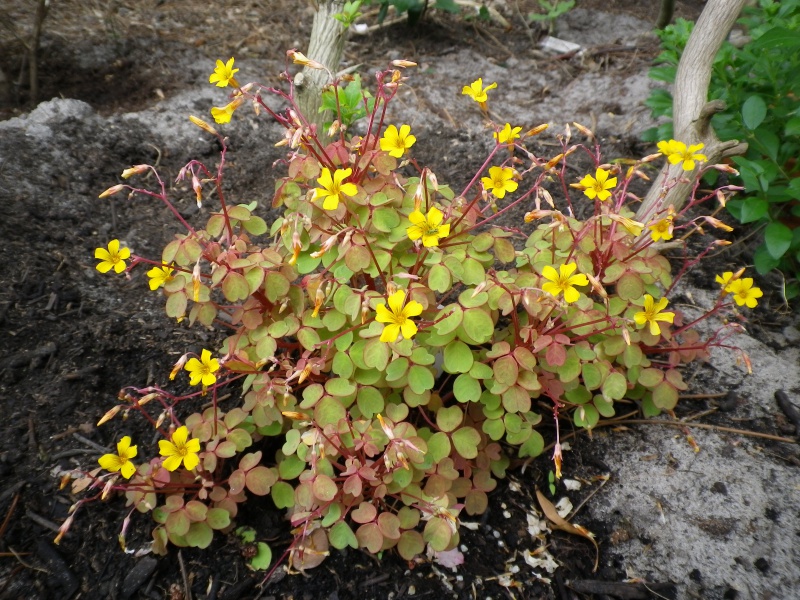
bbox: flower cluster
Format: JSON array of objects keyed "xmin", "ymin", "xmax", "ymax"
[{"xmin": 81, "ymin": 61, "xmax": 762, "ymax": 571}]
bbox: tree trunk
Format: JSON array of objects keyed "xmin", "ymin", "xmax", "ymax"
[
  {"xmin": 296, "ymin": 1, "xmax": 347, "ymax": 141},
  {"xmin": 636, "ymin": 0, "xmax": 749, "ymax": 225}
]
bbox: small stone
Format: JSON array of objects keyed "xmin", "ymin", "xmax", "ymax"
[
  {"xmin": 754, "ymin": 557, "xmax": 770, "ymax": 573},
  {"xmin": 711, "ymin": 482, "xmax": 728, "ymax": 495},
  {"xmin": 782, "ymin": 326, "xmax": 800, "ymax": 344}
]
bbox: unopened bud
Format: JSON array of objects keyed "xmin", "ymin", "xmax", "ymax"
[
  {"xmin": 539, "ymin": 188, "xmax": 555, "ymax": 208},
  {"xmin": 711, "ymin": 163, "xmax": 739, "ymax": 175},
  {"xmin": 327, "ymin": 120, "xmax": 341, "ymax": 138},
  {"xmin": 189, "ymin": 115, "xmax": 218, "ymax": 136},
  {"xmin": 101, "ymin": 478, "xmax": 115, "ymax": 501},
  {"xmin": 121, "ymin": 165, "xmax": 148, "ymax": 179},
  {"xmin": 544, "ymin": 153, "xmax": 564, "ymax": 171},
  {"xmin": 192, "ymin": 175, "xmax": 202, "ymax": 208},
  {"xmin": 525, "ymin": 124, "xmax": 549, "ymax": 137},
  {"xmin": 586, "ymin": 273, "xmax": 608, "ymax": 299},
  {"xmin": 59, "ymin": 474, "xmax": 73, "ymax": 490},
  {"xmin": 702, "ymin": 216, "xmax": 733, "ymax": 232},
  {"xmin": 288, "ymin": 231, "xmax": 302, "ymax": 266},
  {"xmin": 392, "ymin": 59, "xmax": 417, "ymax": 68},
  {"xmin": 621, "ymin": 327, "xmax": 631, "ymax": 346},
  {"xmin": 386, "ymin": 282, "xmax": 398, "ymax": 296},
  {"xmin": 714, "ymin": 239, "xmax": 732, "ymax": 246},
  {"xmin": 53, "ymin": 515, "xmax": 74, "ymax": 545},
  {"xmin": 138, "ymin": 392, "xmax": 160, "ymax": 406},
  {"xmin": 312, "ymin": 286, "xmax": 326, "ymax": 318},
  {"xmin": 640, "ymin": 152, "xmax": 663, "ymax": 163},
  {"xmin": 192, "ymin": 261, "xmax": 202, "ymax": 302},
  {"xmin": 155, "ymin": 411, "xmax": 167, "ymax": 429},
  {"xmin": 716, "ymin": 189, "xmax": 728, "ymax": 207},
  {"xmin": 572, "ymin": 122, "xmax": 594, "ymax": 139},
  {"xmin": 99, "ymin": 184, "xmax": 125, "ymax": 199},
  {"xmin": 282, "ymin": 410, "xmax": 311, "ymax": 421},
  {"xmin": 170, "ymin": 354, "xmax": 188, "ymax": 380},
  {"xmin": 97, "ymin": 405, "xmax": 122, "ymax": 426}
]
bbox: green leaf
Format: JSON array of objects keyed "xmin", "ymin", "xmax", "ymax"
[
  {"xmin": 408, "ymin": 365, "xmax": 434, "ymax": 394},
  {"xmin": 397, "ymin": 530, "xmax": 425, "ymax": 560},
  {"xmin": 453, "ymin": 373, "xmax": 481, "ymax": 403},
  {"xmin": 451, "ymin": 426, "xmax": 481, "ymax": 459},
  {"xmin": 739, "ymin": 197, "xmax": 769, "ymax": 224},
  {"xmin": 249, "ymin": 542, "xmax": 272, "ymax": 570},
  {"xmin": 573, "ymin": 404, "xmax": 599, "ymax": 429},
  {"xmin": 325, "ymin": 377, "xmax": 356, "ymax": 397},
  {"xmin": 617, "ymin": 272, "xmax": 645, "ymax": 301},
  {"xmin": 518, "ymin": 430, "xmax": 544, "ymax": 458},
  {"xmin": 602, "ymin": 372, "xmax": 627, "ymax": 401},
  {"xmin": 581, "ymin": 363, "xmax": 602, "ymax": 390},
  {"xmin": 312, "ymin": 474, "xmax": 338, "ymax": 502},
  {"xmin": 363, "ymin": 338, "xmax": 390, "ymax": 371},
  {"xmin": 185, "ymin": 522, "xmax": 213, "ymax": 549},
  {"xmin": 297, "ymin": 327, "xmax": 320, "ymax": 351},
  {"xmin": 435, "ymin": 305, "xmax": 463, "ymax": 336},
  {"xmin": 246, "ymin": 466, "xmax": 277, "ymax": 496},
  {"xmin": 785, "ymin": 116, "xmax": 800, "ymax": 137},
  {"xmin": 443, "ymin": 340, "xmax": 474, "ymax": 374},
  {"xmin": 206, "ymin": 508, "xmax": 231, "ymax": 530},
  {"xmin": 652, "ymin": 381, "xmax": 678, "ymax": 410},
  {"xmin": 427, "ymin": 431, "xmax": 452, "ymax": 461},
  {"xmin": 754, "ymin": 244, "xmax": 780, "ymax": 274},
  {"xmin": 428, "ymin": 264, "xmax": 451, "ymax": 293},
  {"xmin": 751, "ymin": 27, "xmax": 800, "ymax": 51},
  {"xmin": 742, "ymin": 95, "xmax": 767, "ymax": 130},
  {"xmin": 461, "ymin": 308, "xmax": 494, "ymax": 344},
  {"xmin": 271, "ymin": 481, "xmax": 295, "ymax": 509},
  {"xmin": 436, "ymin": 406, "xmax": 463, "ymax": 433},
  {"xmin": 423, "ymin": 518, "xmax": 452, "ymax": 552},
  {"xmin": 329, "ymin": 521, "xmax": 359, "ymax": 550},
  {"xmin": 357, "ymin": 386, "xmax": 385, "ymax": 418},
  {"xmin": 764, "ymin": 221, "xmax": 793, "ymax": 259}
]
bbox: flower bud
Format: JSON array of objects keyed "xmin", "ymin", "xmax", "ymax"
[
  {"xmin": 544, "ymin": 153, "xmax": 564, "ymax": 171},
  {"xmin": 189, "ymin": 115, "xmax": 218, "ymax": 136},
  {"xmin": 392, "ymin": 59, "xmax": 417, "ymax": 68},
  {"xmin": 710, "ymin": 163, "xmax": 739, "ymax": 175},
  {"xmin": 53, "ymin": 514, "xmax": 74, "ymax": 545},
  {"xmin": 97, "ymin": 405, "xmax": 122, "ymax": 426},
  {"xmin": 572, "ymin": 122, "xmax": 594, "ymax": 139},
  {"xmin": 289, "ymin": 50, "xmax": 325, "ymax": 70},
  {"xmin": 525, "ymin": 124, "xmax": 549, "ymax": 137},
  {"xmin": 192, "ymin": 175, "xmax": 202, "ymax": 208},
  {"xmin": 99, "ymin": 184, "xmax": 125, "ymax": 199},
  {"xmin": 170, "ymin": 354, "xmax": 188, "ymax": 380},
  {"xmin": 121, "ymin": 165, "xmax": 148, "ymax": 179},
  {"xmin": 701, "ymin": 216, "xmax": 733, "ymax": 232}
]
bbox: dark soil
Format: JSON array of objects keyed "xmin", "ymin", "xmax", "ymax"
[{"xmin": 2, "ymin": 1, "xmax": 792, "ymax": 600}]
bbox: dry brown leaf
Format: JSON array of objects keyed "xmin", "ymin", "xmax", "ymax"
[{"xmin": 536, "ymin": 488, "xmax": 598, "ymax": 572}]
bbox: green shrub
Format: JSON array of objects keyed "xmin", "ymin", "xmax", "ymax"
[{"xmin": 643, "ymin": 0, "xmax": 800, "ymax": 299}]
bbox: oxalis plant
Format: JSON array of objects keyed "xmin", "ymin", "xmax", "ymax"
[{"xmin": 59, "ymin": 53, "xmax": 763, "ymax": 572}]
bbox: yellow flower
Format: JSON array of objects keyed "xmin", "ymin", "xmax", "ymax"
[
  {"xmin": 609, "ymin": 214, "xmax": 644, "ymax": 237},
  {"xmin": 727, "ymin": 278, "xmax": 762, "ymax": 308},
  {"xmin": 314, "ymin": 167, "xmax": 358, "ymax": 210},
  {"xmin": 146, "ymin": 264, "xmax": 174, "ymax": 291},
  {"xmin": 648, "ymin": 216, "xmax": 673, "ymax": 242},
  {"xmin": 98, "ymin": 436, "xmax": 138, "ymax": 479},
  {"xmin": 494, "ymin": 123, "xmax": 522, "ymax": 144},
  {"xmin": 633, "ymin": 294, "xmax": 675, "ymax": 336},
  {"xmin": 481, "ymin": 166, "xmax": 518, "ymax": 199},
  {"xmin": 656, "ymin": 139, "xmax": 682, "ymax": 156},
  {"xmin": 541, "ymin": 263, "xmax": 589, "ymax": 304},
  {"xmin": 665, "ymin": 140, "xmax": 707, "ymax": 171},
  {"xmin": 158, "ymin": 426, "xmax": 201, "ymax": 472},
  {"xmin": 380, "ymin": 124, "xmax": 416, "ymax": 158},
  {"xmin": 579, "ymin": 168, "xmax": 617, "ymax": 201},
  {"xmin": 407, "ymin": 206, "xmax": 450, "ymax": 247},
  {"xmin": 185, "ymin": 349, "xmax": 220, "ymax": 388},
  {"xmin": 375, "ymin": 290, "xmax": 423, "ymax": 343},
  {"xmin": 715, "ymin": 271, "xmax": 736, "ymax": 292},
  {"xmin": 95, "ymin": 239, "xmax": 130, "ymax": 274},
  {"xmin": 210, "ymin": 96, "xmax": 244, "ymax": 124},
  {"xmin": 462, "ymin": 78, "xmax": 497, "ymax": 107},
  {"xmin": 209, "ymin": 57, "xmax": 240, "ymax": 88}
]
